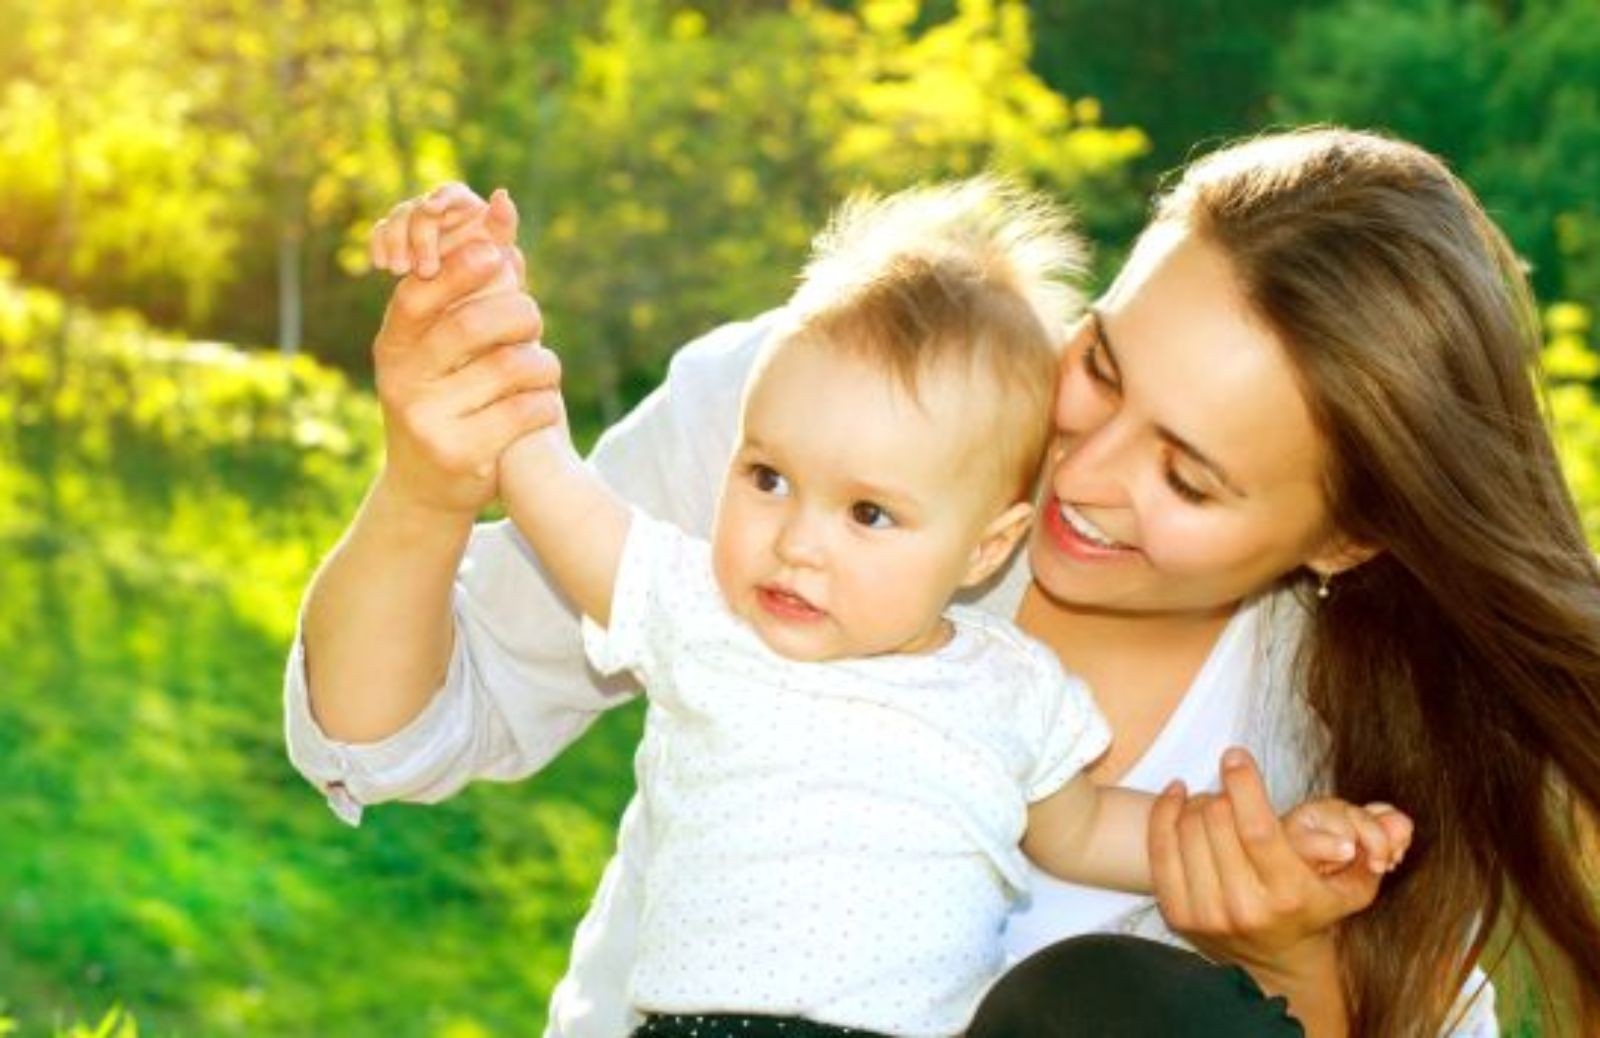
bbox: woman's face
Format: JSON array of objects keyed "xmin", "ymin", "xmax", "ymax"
[{"xmin": 1029, "ymin": 221, "xmax": 1348, "ymax": 617}]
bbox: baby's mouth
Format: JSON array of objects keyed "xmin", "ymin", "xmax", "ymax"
[{"xmin": 756, "ymin": 584, "xmax": 826, "ymax": 621}]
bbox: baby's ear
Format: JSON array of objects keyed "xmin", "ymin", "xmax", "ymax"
[{"xmin": 962, "ymin": 501, "xmax": 1034, "ymax": 588}]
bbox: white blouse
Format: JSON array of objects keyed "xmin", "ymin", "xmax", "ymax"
[{"xmin": 283, "ymin": 312, "xmax": 1498, "ymax": 1037}]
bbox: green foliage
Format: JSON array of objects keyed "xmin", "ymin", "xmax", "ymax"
[
  {"xmin": 1544, "ymin": 302, "xmax": 1600, "ymax": 543},
  {"xmin": 1270, "ymin": 0, "xmax": 1600, "ymax": 306},
  {"xmin": 457, "ymin": 0, "xmax": 1147, "ymax": 418},
  {"xmin": 55, "ymin": 1007, "xmax": 137, "ymax": 1038},
  {"xmin": 0, "ymin": 0, "xmax": 467, "ymax": 353},
  {"xmin": 0, "ymin": 272, "xmax": 643, "ymax": 1035},
  {"xmin": 1028, "ymin": 0, "xmax": 1335, "ymax": 175},
  {"xmin": 0, "ymin": 0, "xmax": 1146, "ymax": 423}
]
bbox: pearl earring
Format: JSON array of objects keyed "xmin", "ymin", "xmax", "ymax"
[{"xmin": 1316, "ymin": 571, "xmax": 1332, "ymax": 600}]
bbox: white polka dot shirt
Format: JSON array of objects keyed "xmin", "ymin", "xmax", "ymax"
[{"xmin": 581, "ymin": 511, "xmax": 1111, "ymax": 1035}]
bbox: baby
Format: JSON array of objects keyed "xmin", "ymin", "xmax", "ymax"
[{"xmin": 372, "ymin": 179, "xmax": 1404, "ymax": 1037}]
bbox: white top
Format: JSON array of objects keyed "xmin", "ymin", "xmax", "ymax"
[
  {"xmin": 282, "ymin": 312, "xmax": 1499, "ymax": 1036},
  {"xmin": 582, "ymin": 511, "xmax": 1111, "ymax": 1034}
]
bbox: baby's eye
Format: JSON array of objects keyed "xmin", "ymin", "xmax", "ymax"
[
  {"xmin": 750, "ymin": 464, "xmax": 789, "ymax": 496},
  {"xmin": 850, "ymin": 502, "xmax": 894, "ymax": 529}
]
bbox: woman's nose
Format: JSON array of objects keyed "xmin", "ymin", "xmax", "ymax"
[{"xmin": 1050, "ymin": 420, "xmax": 1135, "ymax": 505}]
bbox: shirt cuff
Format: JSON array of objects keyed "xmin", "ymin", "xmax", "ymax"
[{"xmin": 282, "ymin": 628, "xmax": 475, "ymax": 826}]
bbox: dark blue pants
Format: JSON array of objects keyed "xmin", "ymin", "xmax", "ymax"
[
  {"xmin": 967, "ymin": 934, "xmax": 1306, "ymax": 1036},
  {"xmin": 634, "ymin": 936, "xmax": 1305, "ymax": 1037}
]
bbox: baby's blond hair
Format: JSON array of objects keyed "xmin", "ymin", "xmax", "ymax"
[{"xmin": 777, "ymin": 176, "xmax": 1086, "ymax": 503}]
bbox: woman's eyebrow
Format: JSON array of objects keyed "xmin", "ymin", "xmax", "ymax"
[{"xmin": 1091, "ymin": 307, "xmax": 1248, "ymax": 500}]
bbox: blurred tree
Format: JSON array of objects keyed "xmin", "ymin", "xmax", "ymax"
[
  {"xmin": 0, "ymin": 0, "xmax": 1144, "ymax": 411},
  {"xmin": 185, "ymin": 0, "xmax": 468, "ymax": 356},
  {"xmin": 1026, "ymin": 0, "xmax": 1334, "ymax": 175},
  {"xmin": 1271, "ymin": 0, "xmax": 1600, "ymax": 306},
  {"xmin": 456, "ymin": 0, "xmax": 1146, "ymax": 420},
  {"xmin": 0, "ymin": 0, "xmax": 252, "ymax": 327},
  {"xmin": 0, "ymin": 0, "xmax": 466, "ymax": 358}
]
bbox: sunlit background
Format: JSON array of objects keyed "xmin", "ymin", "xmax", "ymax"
[{"xmin": 1, "ymin": 0, "xmax": 1596, "ymax": 1034}]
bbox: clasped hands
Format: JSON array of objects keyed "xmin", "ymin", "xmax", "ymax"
[{"xmin": 367, "ymin": 183, "xmax": 563, "ymax": 519}]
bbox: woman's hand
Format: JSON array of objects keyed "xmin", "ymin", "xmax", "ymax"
[
  {"xmin": 371, "ymin": 234, "xmax": 563, "ymax": 519},
  {"xmin": 1148, "ymin": 748, "xmax": 1412, "ymax": 1032}
]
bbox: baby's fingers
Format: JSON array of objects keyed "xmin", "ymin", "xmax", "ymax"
[
  {"xmin": 1356, "ymin": 803, "xmax": 1413, "ymax": 873},
  {"xmin": 422, "ymin": 181, "xmax": 487, "ymax": 216},
  {"xmin": 413, "ymin": 196, "xmax": 488, "ymax": 279},
  {"xmin": 1287, "ymin": 806, "xmax": 1357, "ymax": 873}
]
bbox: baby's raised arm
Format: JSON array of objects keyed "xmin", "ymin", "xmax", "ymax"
[{"xmin": 370, "ymin": 183, "xmax": 632, "ymax": 627}]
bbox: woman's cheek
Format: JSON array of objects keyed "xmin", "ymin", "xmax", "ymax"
[{"xmin": 1138, "ymin": 506, "xmax": 1244, "ymax": 577}]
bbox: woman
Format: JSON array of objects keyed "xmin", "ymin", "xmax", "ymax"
[{"xmin": 286, "ymin": 128, "xmax": 1600, "ymax": 1035}]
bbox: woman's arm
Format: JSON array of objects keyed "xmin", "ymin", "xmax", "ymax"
[
  {"xmin": 302, "ymin": 241, "xmax": 555, "ymax": 743},
  {"xmin": 285, "ymin": 301, "xmax": 772, "ymax": 811}
]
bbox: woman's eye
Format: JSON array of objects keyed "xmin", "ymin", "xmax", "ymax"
[
  {"xmin": 1083, "ymin": 337, "xmax": 1117, "ymax": 388},
  {"xmin": 1164, "ymin": 469, "xmax": 1210, "ymax": 505},
  {"xmin": 850, "ymin": 502, "xmax": 894, "ymax": 529},
  {"xmin": 751, "ymin": 464, "xmax": 789, "ymax": 496}
]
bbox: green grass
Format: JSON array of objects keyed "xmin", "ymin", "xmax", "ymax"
[{"xmin": 0, "ymin": 479, "xmax": 648, "ymax": 1035}]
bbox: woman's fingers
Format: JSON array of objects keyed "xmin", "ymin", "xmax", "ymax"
[
  {"xmin": 1218, "ymin": 747, "xmax": 1309, "ymax": 901},
  {"xmin": 1175, "ymin": 792, "xmax": 1231, "ymax": 931},
  {"xmin": 1197, "ymin": 793, "xmax": 1278, "ymax": 928},
  {"xmin": 1149, "ymin": 780, "xmax": 1194, "ymax": 926},
  {"xmin": 378, "ymin": 244, "xmax": 524, "ymax": 378},
  {"xmin": 433, "ymin": 341, "xmax": 562, "ymax": 419},
  {"xmin": 463, "ymin": 379, "xmax": 567, "ymax": 451}
]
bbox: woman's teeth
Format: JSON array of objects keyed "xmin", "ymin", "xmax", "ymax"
[{"xmin": 1060, "ymin": 503, "xmax": 1123, "ymax": 549}]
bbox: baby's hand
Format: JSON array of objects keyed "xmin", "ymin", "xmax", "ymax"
[
  {"xmin": 369, "ymin": 182, "xmax": 520, "ymax": 280},
  {"xmin": 1282, "ymin": 798, "xmax": 1412, "ymax": 877}
]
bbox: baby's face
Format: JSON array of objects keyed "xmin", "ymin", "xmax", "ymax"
[{"xmin": 711, "ymin": 340, "xmax": 1010, "ymax": 662}]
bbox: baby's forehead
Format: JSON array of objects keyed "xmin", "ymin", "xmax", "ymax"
[{"xmin": 742, "ymin": 343, "xmax": 1021, "ymax": 501}]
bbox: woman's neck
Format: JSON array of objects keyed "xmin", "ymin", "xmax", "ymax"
[{"xmin": 1016, "ymin": 583, "xmax": 1238, "ymax": 783}]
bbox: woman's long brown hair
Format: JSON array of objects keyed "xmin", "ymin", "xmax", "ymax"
[{"xmin": 1158, "ymin": 128, "xmax": 1600, "ymax": 1035}]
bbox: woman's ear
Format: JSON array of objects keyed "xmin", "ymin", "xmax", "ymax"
[
  {"xmin": 962, "ymin": 502, "xmax": 1036, "ymax": 588},
  {"xmin": 1306, "ymin": 531, "xmax": 1381, "ymax": 581}
]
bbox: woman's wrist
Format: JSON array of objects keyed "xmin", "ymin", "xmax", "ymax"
[
  {"xmin": 368, "ymin": 464, "xmax": 487, "ymax": 540},
  {"xmin": 1240, "ymin": 933, "xmax": 1347, "ymax": 1038}
]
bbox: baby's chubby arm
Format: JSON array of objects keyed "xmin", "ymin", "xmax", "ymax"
[
  {"xmin": 1022, "ymin": 754, "xmax": 1411, "ymax": 895},
  {"xmin": 1022, "ymin": 773, "xmax": 1159, "ymax": 893},
  {"xmin": 369, "ymin": 183, "xmax": 630, "ymax": 627}
]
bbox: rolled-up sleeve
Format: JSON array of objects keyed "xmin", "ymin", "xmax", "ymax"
[{"xmin": 282, "ymin": 312, "xmax": 774, "ymax": 822}]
